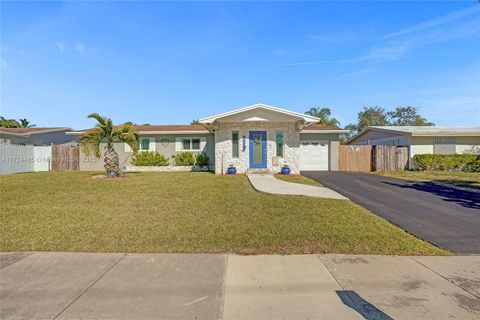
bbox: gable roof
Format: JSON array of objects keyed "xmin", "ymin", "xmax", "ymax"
[
  {"xmin": 0, "ymin": 127, "xmax": 72, "ymax": 137},
  {"xmin": 348, "ymin": 126, "xmax": 480, "ymax": 144},
  {"xmin": 199, "ymin": 103, "xmax": 320, "ymax": 124},
  {"xmin": 66, "ymin": 124, "xmax": 209, "ymax": 135}
]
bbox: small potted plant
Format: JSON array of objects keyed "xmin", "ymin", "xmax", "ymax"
[
  {"xmin": 281, "ymin": 163, "xmax": 291, "ymax": 175},
  {"xmin": 227, "ymin": 164, "xmax": 237, "ymax": 175}
]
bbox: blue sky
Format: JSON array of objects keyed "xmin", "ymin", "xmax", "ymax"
[{"xmin": 1, "ymin": 1, "xmax": 479, "ymax": 129}]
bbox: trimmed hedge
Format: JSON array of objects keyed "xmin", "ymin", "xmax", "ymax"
[
  {"xmin": 174, "ymin": 151, "xmax": 196, "ymax": 166},
  {"xmin": 131, "ymin": 151, "xmax": 169, "ymax": 166},
  {"xmin": 412, "ymin": 154, "xmax": 479, "ymax": 172}
]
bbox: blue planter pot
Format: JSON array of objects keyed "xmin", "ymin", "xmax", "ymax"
[
  {"xmin": 227, "ymin": 167, "xmax": 237, "ymax": 175},
  {"xmin": 281, "ymin": 167, "xmax": 291, "ymax": 175}
]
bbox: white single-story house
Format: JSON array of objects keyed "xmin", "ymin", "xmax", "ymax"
[
  {"xmin": 347, "ymin": 126, "xmax": 480, "ymax": 158},
  {"xmin": 68, "ymin": 103, "xmax": 349, "ymax": 174}
]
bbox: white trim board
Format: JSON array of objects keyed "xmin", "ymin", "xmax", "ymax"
[{"xmin": 199, "ymin": 103, "xmax": 320, "ymax": 124}]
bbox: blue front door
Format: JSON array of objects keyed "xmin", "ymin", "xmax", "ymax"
[{"xmin": 249, "ymin": 131, "xmax": 267, "ymax": 168}]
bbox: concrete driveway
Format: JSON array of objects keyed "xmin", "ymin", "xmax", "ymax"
[
  {"xmin": 302, "ymin": 171, "xmax": 480, "ymax": 254},
  {"xmin": 1, "ymin": 252, "xmax": 479, "ymax": 320}
]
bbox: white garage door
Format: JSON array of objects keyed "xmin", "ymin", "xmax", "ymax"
[{"xmin": 300, "ymin": 141, "xmax": 329, "ymax": 171}]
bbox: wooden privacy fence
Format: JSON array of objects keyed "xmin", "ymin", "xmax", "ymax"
[
  {"xmin": 374, "ymin": 145, "xmax": 409, "ymax": 172},
  {"xmin": 338, "ymin": 145, "xmax": 409, "ymax": 172},
  {"xmin": 52, "ymin": 144, "xmax": 79, "ymax": 171},
  {"xmin": 338, "ymin": 145, "xmax": 372, "ymax": 172}
]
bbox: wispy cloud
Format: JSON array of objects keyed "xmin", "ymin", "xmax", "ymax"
[
  {"xmin": 361, "ymin": 43, "xmax": 411, "ymax": 62},
  {"xmin": 381, "ymin": 5, "xmax": 480, "ymax": 39},
  {"xmin": 273, "ymin": 58, "xmax": 360, "ymax": 67},
  {"xmin": 54, "ymin": 42, "xmax": 64, "ymax": 54},
  {"xmin": 74, "ymin": 43, "xmax": 86, "ymax": 55},
  {"xmin": 276, "ymin": 6, "xmax": 480, "ymax": 67},
  {"xmin": 307, "ymin": 35, "xmax": 340, "ymax": 44},
  {"xmin": 334, "ymin": 68, "xmax": 371, "ymax": 79},
  {"xmin": 366, "ymin": 16, "xmax": 480, "ymax": 62}
]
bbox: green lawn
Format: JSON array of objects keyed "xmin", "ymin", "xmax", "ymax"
[
  {"xmin": 274, "ymin": 174, "xmax": 322, "ymax": 187},
  {"xmin": 0, "ymin": 172, "xmax": 447, "ymax": 255},
  {"xmin": 374, "ymin": 171, "xmax": 480, "ymax": 190}
]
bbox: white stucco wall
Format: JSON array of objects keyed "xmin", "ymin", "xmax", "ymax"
[
  {"xmin": 456, "ymin": 145, "xmax": 480, "ymax": 154},
  {"xmin": 410, "ymin": 144, "xmax": 434, "ymax": 157},
  {"xmin": 410, "ymin": 136, "xmax": 480, "ymax": 156},
  {"xmin": 214, "ymin": 121, "xmax": 301, "ymax": 175}
]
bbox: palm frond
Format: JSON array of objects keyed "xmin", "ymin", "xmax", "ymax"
[
  {"xmin": 87, "ymin": 113, "xmax": 105, "ymax": 125},
  {"xmin": 80, "ymin": 129, "xmax": 104, "ymax": 158},
  {"xmin": 113, "ymin": 124, "xmax": 139, "ymax": 153}
]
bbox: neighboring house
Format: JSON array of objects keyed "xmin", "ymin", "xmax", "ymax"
[
  {"xmin": 0, "ymin": 127, "xmax": 76, "ymax": 145},
  {"xmin": 347, "ymin": 126, "xmax": 480, "ymax": 158},
  {"xmin": 68, "ymin": 103, "xmax": 349, "ymax": 174}
]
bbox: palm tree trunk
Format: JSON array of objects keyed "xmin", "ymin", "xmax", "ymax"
[{"xmin": 104, "ymin": 143, "xmax": 120, "ymax": 176}]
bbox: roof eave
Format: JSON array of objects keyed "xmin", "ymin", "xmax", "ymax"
[
  {"xmin": 28, "ymin": 127, "xmax": 72, "ymax": 135},
  {"xmin": 0, "ymin": 131, "xmax": 28, "ymax": 137},
  {"xmin": 199, "ymin": 103, "xmax": 320, "ymax": 124},
  {"xmin": 412, "ymin": 132, "xmax": 480, "ymax": 137},
  {"xmin": 139, "ymin": 130, "xmax": 211, "ymax": 135},
  {"xmin": 66, "ymin": 130, "xmax": 211, "ymax": 135},
  {"xmin": 1, "ymin": 127, "xmax": 72, "ymax": 137},
  {"xmin": 301, "ymin": 129, "xmax": 350, "ymax": 134},
  {"xmin": 346, "ymin": 127, "xmax": 411, "ymax": 144}
]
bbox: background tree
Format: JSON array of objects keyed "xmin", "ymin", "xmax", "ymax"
[
  {"xmin": 191, "ymin": 119, "xmax": 200, "ymax": 125},
  {"xmin": 0, "ymin": 117, "xmax": 21, "ymax": 128},
  {"xmin": 305, "ymin": 107, "xmax": 340, "ymax": 127},
  {"xmin": 80, "ymin": 113, "xmax": 139, "ymax": 177},
  {"xmin": 19, "ymin": 118, "xmax": 36, "ymax": 128},
  {"xmin": 344, "ymin": 106, "xmax": 388, "ymax": 138},
  {"xmin": 387, "ymin": 106, "xmax": 434, "ymax": 126},
  {"xmin": 344, "ymin": 106, "xmax": 434, "ymax": 139}
]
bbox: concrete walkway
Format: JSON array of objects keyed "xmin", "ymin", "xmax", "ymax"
[
  {"xmin": 1, "ymin": 253, "xmax": 479, "ymax": 320},
  {"xmin": 247, "ymin": 173, "xmax": 348, "ymax": 200}
]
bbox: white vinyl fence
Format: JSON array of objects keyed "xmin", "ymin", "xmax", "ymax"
[
  {"xmin": 34, "ymin": 146, "xmax": 52, "ymax": 172},
  {"xmin": 0, "ymin": 143, "xmax": 52, "ymax": 174}
]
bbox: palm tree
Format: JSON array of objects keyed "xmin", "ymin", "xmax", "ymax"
[
  {"xmin": 305, "ymin": 107, "xmax": 340, "ymax": 127},
  {"xmin": 19, "ymin": 118, "xmax": 36, "ymax": 128},
  {"xmin": 80, "ymin": 113, "xmax": 139, "ymax": 177},
  {"xmin": 0, "ymin": 117, "xmax": 21, "ymax": 128}
]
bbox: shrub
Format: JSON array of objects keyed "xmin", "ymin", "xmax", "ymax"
[
  {"xmin": 175, "ymin": 151, "xmax": 196, "ymax": 166},
  {"xmin": 412, "ymin": 154, "xmax": 479, "ymax": 172},
  {"xmin": 131, "ymin": 151, "xmax": 169, "ymax": 166},
  {"xmin": 195, "ymin": 152, "xmax": 209, "ymax": 166},
  {"xmin": 464, "ymin": 158, "xmax": 480, "ymax": 172}
]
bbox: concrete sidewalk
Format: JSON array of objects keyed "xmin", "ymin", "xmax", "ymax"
[
  {"xmin": 247, "ymin": 173, "xmax": 348, "ymax": 200},
  {"xmin": 1, "ymin": 253, "xmax": 479, "ymax": 320}
]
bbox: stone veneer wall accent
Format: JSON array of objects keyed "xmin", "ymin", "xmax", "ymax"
[{"xmin": 214, "ymin": 121, "xmax": 301, "ymax": 175}]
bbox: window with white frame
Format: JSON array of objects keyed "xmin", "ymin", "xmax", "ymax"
[
  {"xmin": 179, "ymin": 138, "xmax": 202, "ymax": 151},
  {"xmin": 232, "ymin": 131, "xmax": 239, "ymax": 158},
  {"xmin": 139, "ymin": 138, "xmax": 150, "ymax": 151},
  {"xmin": 125, "ymin": 137, "xmax": 155, "ymax": 152},
  {"xmin": 276, "ymin": 131, "xmax": 284, "ymax": 157}
]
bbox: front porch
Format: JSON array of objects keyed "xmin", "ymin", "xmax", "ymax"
[{"xmin": 214, "ymin": 121, "xmax": 302, "ymax": 175}]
